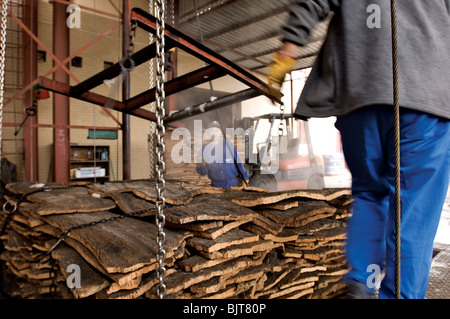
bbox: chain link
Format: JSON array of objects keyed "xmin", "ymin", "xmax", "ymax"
[
  {"xmin": 170, "ymin": 0, "xmax": 175, "ymax": 25},
  {"xmin": 155, "ymin": 0, "xmax": 167, "ymax": 300},
  {"xmin": 0, "ymin": 0, "xmax": 9, "ymax": 180},
  {"xmin": 278, "ymin": 75, "xmax": 286, "ymax": 138},
  {"xmin": 128, "ymin": 21, "xmax": 137, "ymax": 56}
]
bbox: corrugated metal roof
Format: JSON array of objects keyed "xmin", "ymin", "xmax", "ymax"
[{"xmin": 176, "ymin": 0, "xmax": 330, "ymax": 75}]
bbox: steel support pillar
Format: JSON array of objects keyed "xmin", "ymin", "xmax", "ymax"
[
  {"xmin": 52, "ymin": 0, "xmax": 70, "ymax": 182},
  {"xmin": 23, "ymin": 0, "xmax": 38, "ymax": 182},
  {"xmin": 122, "ymin": 0, "xmax": 131, "ymax": 180}
]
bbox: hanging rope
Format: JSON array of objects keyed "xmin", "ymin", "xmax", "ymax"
[
  {"xmin": 390, "ymin": 0, "xmax": 402, "ymax": 299},
  {"xmin": 0, "ymin": 0, "xmax": 9, "ymax": 180},
  {"xmin": 155, "ymin": 0, "xmax": 167, "ymax": 300}
]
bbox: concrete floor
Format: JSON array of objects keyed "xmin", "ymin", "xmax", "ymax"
[{"xmin": 426, "ymin": 188, "xmax": 450, "ymax": 299}]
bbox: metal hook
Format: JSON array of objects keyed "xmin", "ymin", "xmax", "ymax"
[
  {"xmin": 46, "ymin": 230, "xmax": 69, "ymax": 255},
  {"xmin": 119, "ymin": 56, "xmax": 136, "ymax": 73},
  {"xmin": 2, "ymin": 199, "xmax": 17, "ymax": 215}
]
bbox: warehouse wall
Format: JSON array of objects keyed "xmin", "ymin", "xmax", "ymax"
[{"xmin": 33, "ymin": 0, "xmax": 250, "ymax": 182}]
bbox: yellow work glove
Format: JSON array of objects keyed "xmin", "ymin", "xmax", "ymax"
[{"xmin": 267, "ymin": 51, "xmax": 297, "ymax": 89}]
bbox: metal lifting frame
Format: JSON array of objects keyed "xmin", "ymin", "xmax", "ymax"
[{"xmin": 37, "ymin": 7, "xmax": 283, "ymax": 124}]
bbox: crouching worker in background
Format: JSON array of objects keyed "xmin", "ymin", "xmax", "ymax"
[{"xmin": 196, "ymin": 121, "xmax": 249, "ymax": 189}]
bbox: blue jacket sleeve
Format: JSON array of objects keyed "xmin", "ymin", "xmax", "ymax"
[{"xmin": 196, "ymin": 164, "xmax": 208, "ymax": 176}]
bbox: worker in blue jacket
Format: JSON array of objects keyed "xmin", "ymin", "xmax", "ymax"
[
  {"xmin": 196, "ymin": 121, "xmax": 249, "ymax": 189},
  {"xmin": 269, "ymin": 0, "xmax": 450, "ymax": 299}
]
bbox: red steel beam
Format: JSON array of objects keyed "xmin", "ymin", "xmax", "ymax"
[
  {"xmin": 38, "ymin": 77, "xmax": 157, "ymax": 122},
  {"xmin": 130, "ymin": 8, "xmax": 283, "ymax": 105},
  {"xmin": 53, "ymin": 0, "xmax": 70, "ymax": 183},
  {"xmin": 23, "ymin": 0, "xmax": 38, "ymax": 182},
  {"xmin": 122, "ymin": 0, "xmax": 131, "ymax": 180},
  {"xmin": 125, "ymin": 64, "xmax": 226, "ymax": 111},
  {"xmin": 69, "ymin": 42, "xmax": 172, "ymax": 97}
]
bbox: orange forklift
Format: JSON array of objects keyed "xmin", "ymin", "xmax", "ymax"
[{"xmin": 236, "ymin": 113, "xmax": 324, "ymax": 192}]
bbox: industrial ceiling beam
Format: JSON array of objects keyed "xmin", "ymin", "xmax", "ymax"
[
  {"xmin": 125, "ymin": 65, "xmax": 226, "ymax": 111},
  {"xmin": 130, "ymin": 7, "xmax": 283, "ymax": 105},
  {"xmin": 201, "ymin": 6, "xmax": 288, "ymax": 39},
  {"xmin": 38, "ymin": 77, "xmax": 157, "ymax": 123},
  {"xmin": 165, "ymin": 88, "xmax": 260, "ymax": 124},
  {"xmin": 70, "ymin": 41, "xmax": 174, "ymax": 97},
  {"xmin": 37, "ymin": 6, "xmax": 282, "ymax": 129},
  {"xmin": 178, "ymin": 0, "xmax": 246, "ymax": 25}
]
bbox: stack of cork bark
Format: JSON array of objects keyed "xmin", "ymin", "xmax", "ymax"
[
  {"xmin": 0, "ymin": 180, "xmax": 352, "ymax": 299},
  {"xmin": 161, "ymin": 128, "xmax": 210, "ymax": 186}
]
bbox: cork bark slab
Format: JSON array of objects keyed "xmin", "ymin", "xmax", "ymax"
[
  {"xmin": 278, "ymin": 271, "xmax": 320, "ymax": 291},
  {"xmin": 261, "ymin": 200, "xmax": 299, "ymax": 211},
  {"xmin": 165, "ymin": 220, "xmax": 223, "ymax": 232},
  {"xmin": 87, "ymin": 180, "xmax": 193, "ymax": 205},
  {"xmin": 145, "ymin": 256, "xmax": 255, "ymax": 296},
  {"xmin": 51, "ymin": 244, "xmax": 110, "ymax": 298},
  {"xmin": 194, "ymin": 239, "xmax": 280, "ymax": 260},
  {"xmin": 163, "ymin": 195, "xmax": 258, "ymax": 224},
  {"xmin": 182, "ymin": 185, "xmax": 226, "ymax": 197},
  {"xmin": 178, "ymin": 255, "xmax": 233, "ymax": 273},
  {"xmin": 5, "ymin": 182, "xmax": 88, "ymax": 196},
  {"xmin": 26, "ymin": 187, "xmax": 116, "ymax": 216},
  {"xmin": 292, "ymin": 218, "xmax": 345, "ymax": 236},
  {"xmin": 267, "ymin": 281, "xmax": 316, "ymax": 299},
  {"xmin": 241, "ymin": 224, "xmax": 299, "ymax": 242},
  {"xmin": 186, "ymin": 228, "xmax": 259, "ymax": 253},
  {"xmin": 295, "ymin": 226, "xmax": 347, "ymax": 244},
  {"xmin": 190, "ymin": 219, "xmax": 252, "ymax": 240},
  {"xmin": 252, "ymin": 214, "xmax": 283, "ymax": 235},
  {"xmin": 42, "ymin": 226, "xmax": 168, "ymax": 290},
  {"xmin": 106, "ymin": 192, "xmax": 156, "ymax": 217},
  {"xmin": 230, "ymin": 188, "xmax": 351, "ymax": 207},
  {"xmin": 190, "ymin": 264, "xmax": 269, "ymax": 296},
  {"xmin": 14, "ymin": 202, "xmax": 45, "ymax": 228},
  {"xmin": 229, "ymin": 185, "xmax": 269, "ymax": 193},
  {"xmin": 41, "ymin": 211, "xmax": 192, "ymax": 273},
  {"xmin": 94, "ymin": 268, "xmax": 178, "ymax": 299},
  {"xmin": 178, "ymin": 242, "xmax": 274, "ymax": 272},
  {"xmin": 259, "ymin": 200, "xmax": 337, "ymax": 225}
]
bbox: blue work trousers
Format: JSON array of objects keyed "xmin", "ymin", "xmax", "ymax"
[{"xmin": 335, "ymin": 105, "xmax": 450, "ymax": 299}]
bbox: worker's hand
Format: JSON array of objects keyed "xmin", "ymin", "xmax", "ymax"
[{"xmin": 267, "ymin": 51, "xmax": 297, "ymax": 89}]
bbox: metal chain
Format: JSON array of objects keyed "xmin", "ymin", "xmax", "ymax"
[
  {"xmin": 0, "ymin": 0, "xmax": 9, "ymax": 180},
  {"xmin": 170, "ymin": 0, "xmax": 175, "ymax": 25},
  {"xmin": 278, "ymin": 95, "xmax": 286, "ymax": 138},
  {"xmin": 390, "ymin": 0, "xmax": 401, "ymax": 300},
  {"xmin": 155, "ymin": 0, "xmax": 167, "ymax": 300},
  {"xmin": 128, "ymin": 21, "xmax": 137, "ymax": 57},
  {"xmin": 148, "ymin": 0, "xmax": 156, "ymax": 179}
]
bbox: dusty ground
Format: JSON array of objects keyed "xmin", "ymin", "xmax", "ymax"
[{"xmin": 434, "ymin": 187, "xmax": 450, "ymax": 247}]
